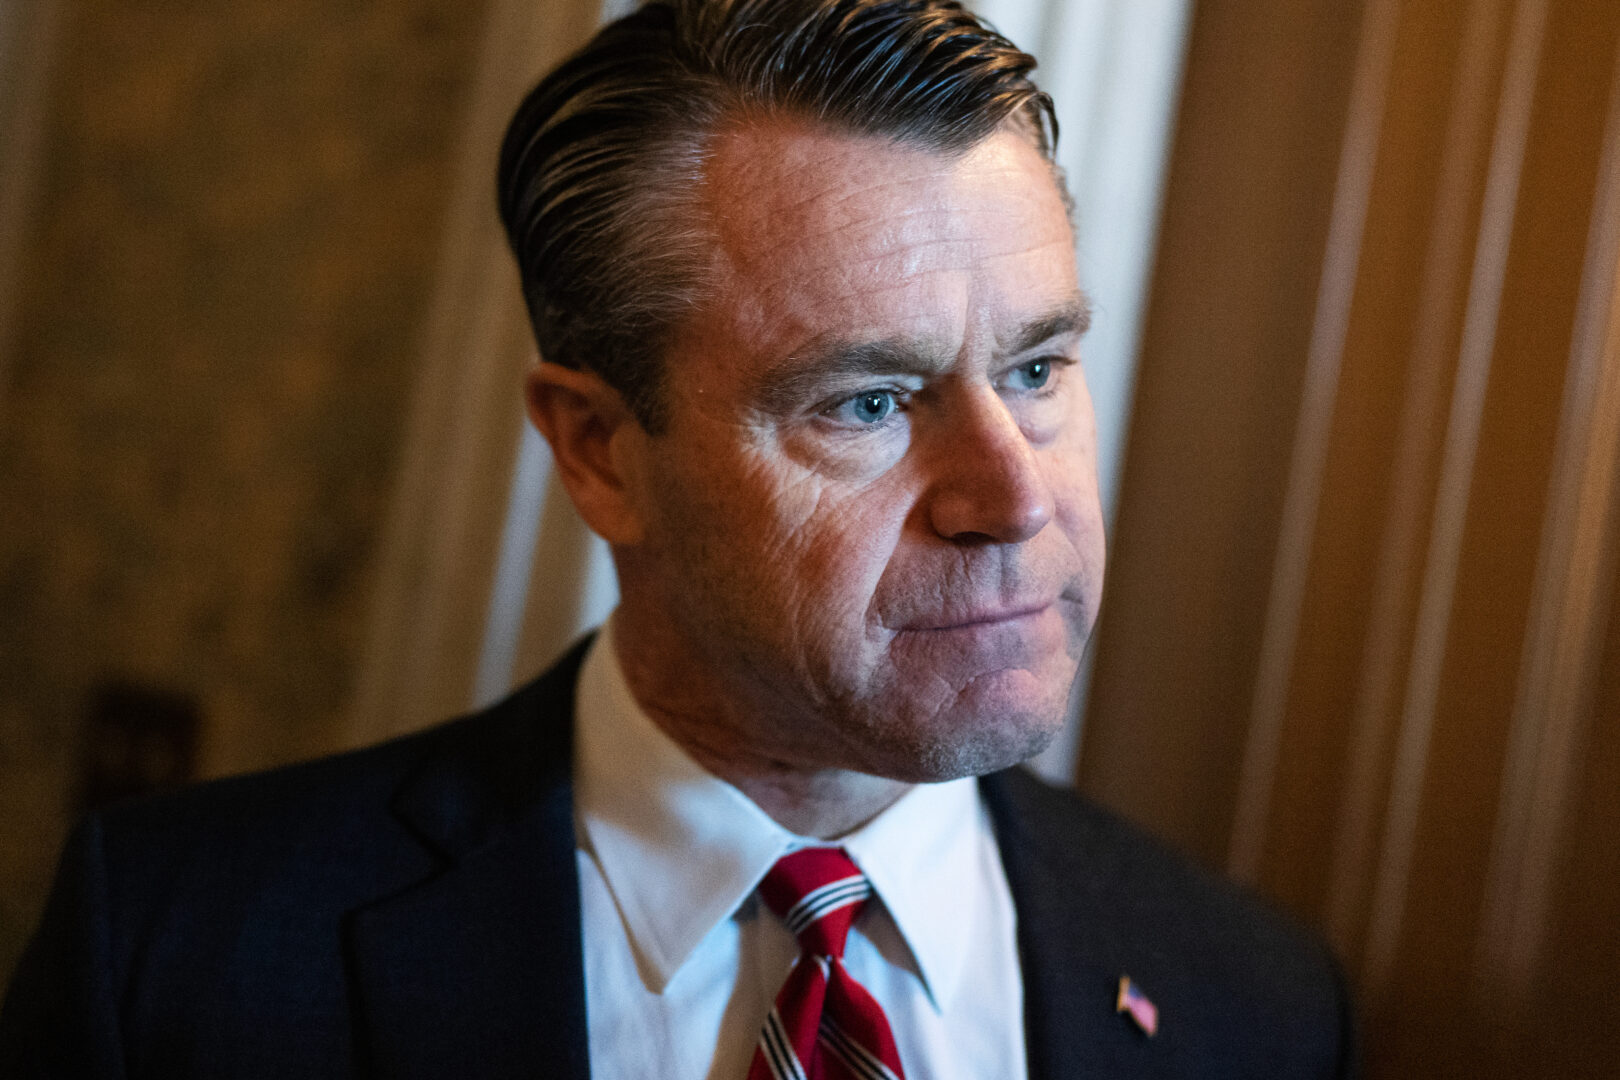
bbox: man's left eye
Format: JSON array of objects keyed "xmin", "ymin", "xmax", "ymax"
[{"xmin": 1010, "ymin": 358, "xmax": 1052, "ymax": 390}]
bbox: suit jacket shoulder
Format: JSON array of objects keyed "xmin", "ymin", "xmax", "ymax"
[
  {"xmin": 0, "ymin": 642, "xmax": 593, "ymax": 1080},
  {"xmin": 982, "ymin": 766, "xmax": 1358, "ymax": 1079}
]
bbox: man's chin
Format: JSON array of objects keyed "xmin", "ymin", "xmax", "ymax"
[{"xmin": 853, "ymin": 701, "xmax": 1067, "ymax": 785}]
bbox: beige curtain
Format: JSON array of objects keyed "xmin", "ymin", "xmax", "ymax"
[{"xmin": 1080, "ymin": 0, "xmax": 1620, "ymax": 1072}]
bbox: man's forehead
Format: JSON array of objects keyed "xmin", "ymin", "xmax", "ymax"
[
  {"xmin": 691, "ymin": 121, "xmax": 1074, "ymax": 341},
  {"xmin": 702, "ymin": 118, "xmax": 1070, "ymax": 265}
]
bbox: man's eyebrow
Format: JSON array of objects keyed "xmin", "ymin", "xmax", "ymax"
[
  {"xmin": 752, "ymin": 296, "xmax": 1093, "ymax": 415},
  {"xmin": 755, "ymin": 339, "xmax": 953, "ymax": 414},
  {"xmin": 1008, "ymin": 296, "xmax": 1093, "ymax": 355}
]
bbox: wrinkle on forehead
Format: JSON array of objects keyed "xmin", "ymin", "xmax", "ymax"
[{"xmin": 703, "ymin": 120, "xmax": 1070, "ymax": 276}]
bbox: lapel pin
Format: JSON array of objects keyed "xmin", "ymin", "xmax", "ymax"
[{"xmin": 1116, "ymin": 975, "xmax": 1159, "ymax": 1037}]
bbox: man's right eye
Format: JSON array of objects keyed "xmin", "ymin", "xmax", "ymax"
[{"xmin": 833, "ymin": 390, "xmax": 898, "ymax": 425}]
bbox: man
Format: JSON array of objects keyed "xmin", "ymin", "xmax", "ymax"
[{"xmin": 1, "ymin": 1, "xmax": 1356, "ymax": 1077}]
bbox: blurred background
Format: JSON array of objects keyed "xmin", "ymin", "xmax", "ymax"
[{"xmin": 1, "ymin": 0, "xmax": 1616, "ymax": 1076}]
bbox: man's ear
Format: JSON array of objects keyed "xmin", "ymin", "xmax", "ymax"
[{"xmin": 524, "ymin": 361, "xmax": 650, "ymax": 546}]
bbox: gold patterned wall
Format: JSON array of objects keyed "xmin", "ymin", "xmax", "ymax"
[{"xmin": 0, "ymin": 0, "xmax": 488, "ymax": 982}]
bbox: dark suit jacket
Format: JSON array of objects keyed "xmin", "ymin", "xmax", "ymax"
[{"xmin": 1, "ymin": 639, "xmax": 1356, "ymax": 1078}]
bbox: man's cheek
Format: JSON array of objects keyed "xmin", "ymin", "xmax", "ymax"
[{"xmin": 754, "ymin": 467, "xmax": 837, "ymax": 539}]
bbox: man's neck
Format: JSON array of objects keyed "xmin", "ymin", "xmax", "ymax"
[{"xmin": 655, "ymin": 720, "xmax": 913, "ymax": 839}]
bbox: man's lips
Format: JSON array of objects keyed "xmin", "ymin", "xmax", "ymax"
[{"xmin": 894, "ymin": 601, "xmax": 1056, "ymax": 633}]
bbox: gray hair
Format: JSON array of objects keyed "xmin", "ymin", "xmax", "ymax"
[{"xmin": 497, "ymin": 0, "xmax": 1057, "ymax": 431}]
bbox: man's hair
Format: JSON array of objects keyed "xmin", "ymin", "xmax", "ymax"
[{"xmin": 497, "ymin": 0, "xmax": 1057, "ymax": 431}]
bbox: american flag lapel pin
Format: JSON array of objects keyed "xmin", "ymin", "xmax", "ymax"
[{"xmin": 1116, "ymin": 975, "xmax": 1159, "ymax": 1037}]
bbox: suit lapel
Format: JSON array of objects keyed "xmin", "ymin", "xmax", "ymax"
[
  {"xmin": 981, "ymin": 769, "xmax": 1166, "ymax": 1080},
  {"xmin": 348, "ymin": 643, "xmax": 593, "ymax": 1080}
]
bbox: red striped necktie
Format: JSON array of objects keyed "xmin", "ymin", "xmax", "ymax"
[{"xmin": 747, "ymin": 847, "xmax": 908, "ymax": 1080}]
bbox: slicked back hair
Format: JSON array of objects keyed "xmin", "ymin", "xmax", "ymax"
[{"xmin": 497, "ymin": 0, "xmax": 1058, "ymax": 432}]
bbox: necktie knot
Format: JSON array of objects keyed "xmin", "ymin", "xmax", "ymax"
[
  {"xmin": 757, "ymin": 847, "xmax": 872, "ymax": 959},
  {"xmin": 749, "ymin": 846, "xmax": 906, "ymax": 1080}
]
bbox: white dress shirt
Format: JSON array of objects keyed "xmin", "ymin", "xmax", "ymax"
[{"xmin": 573, "ymin": 620, "xmax": 1027, "ymax": 1080}]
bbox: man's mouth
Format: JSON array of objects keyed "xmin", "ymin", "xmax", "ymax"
[{"xmin": 898, "ymin": 601, "xmax": 1056, "ymax": 633}]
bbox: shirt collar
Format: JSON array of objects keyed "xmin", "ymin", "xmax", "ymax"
[
  {"xmin": 572, "ymin": 619, "xmax": 986, "ymax": 1012},
  {"xmin": 840, "ymin": 769, "xmax": 983, "ymax": 1013}
]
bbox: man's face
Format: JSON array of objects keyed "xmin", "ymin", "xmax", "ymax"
[{"xmin": 621, "ymin": 120, "xmax": 1105, "ymax": 783}]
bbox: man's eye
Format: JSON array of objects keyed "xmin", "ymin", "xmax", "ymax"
[
  {"xmin": 841, "ymin": 390, "xmax": 897, "ymax": 425},
  {"xmin": 1010, "ymin": 358, "xmax": 1052, "ymax": 390}
]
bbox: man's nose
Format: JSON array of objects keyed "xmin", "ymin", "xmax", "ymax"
[{"xmin": 925, "ymin": 390, "xmax": 1055, "ymax": 544}]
